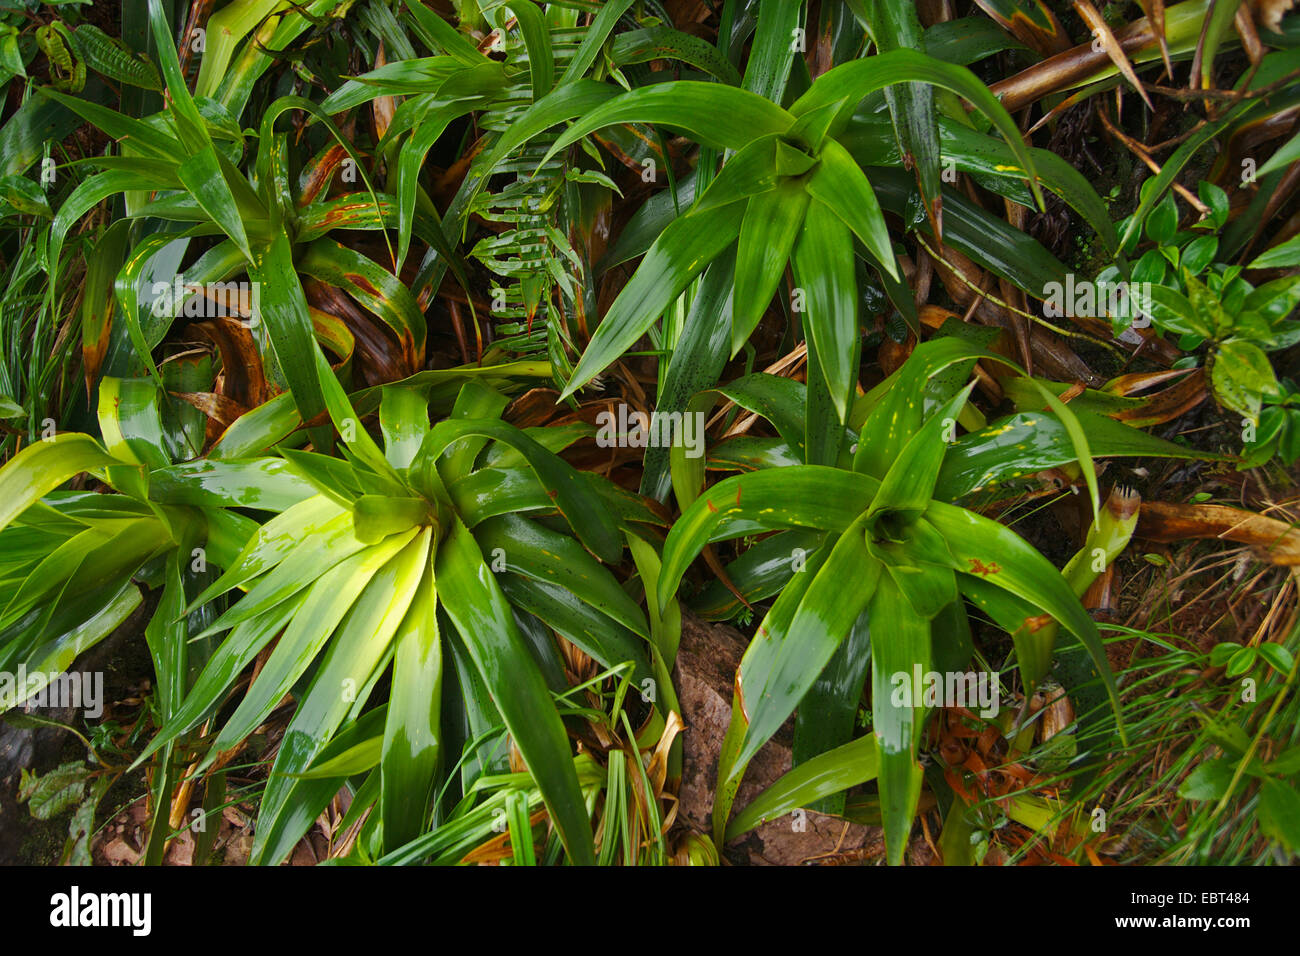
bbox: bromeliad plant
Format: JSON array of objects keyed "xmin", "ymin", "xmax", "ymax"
[
  {"xmin": 654, "ymin": 338, "xmax": 1129, "ymax": 864},
  {"xmin": 0, "ymin": 376, "xmax": 307, "ymax": 693},
  {"xmin": 0, "ymin": 374, "xmax": 313, "ymax": 863},
  {"xmin": 533, "ymin": 49, "xmax": 1046, "ymax": 465},
  {"xmin": 47, "ymin": 0, "xmax": 465, "ymax": 432},
  {"xmin": 0, "ymin": 353, "xmax": 675, "ymax": 865},
  {"xmin": 128, "ymin": 349, "xmax": 669, "ymax": 865}
]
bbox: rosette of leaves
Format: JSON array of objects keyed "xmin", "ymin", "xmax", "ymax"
[
  {"xmin": 0, "ymin": 376, "xmax": 309, "ymax": 705},
  {"xmin": 536, "ymin": 48, "xmax": 1044, "ymax": 443},
  {"xmin": 45, "ymin": 0, "xmax": 465, "ymax": 439},
  {"xmin": 653, "ymin": 337, "xmax": 1129, "ymax": 864},
  {"xmin": 0, "ymin": 374, "xmax": 316, "ymax": 861},
  {"xmin": 133, "ymin": 350, "xmax": 666, "ymax": 865}
]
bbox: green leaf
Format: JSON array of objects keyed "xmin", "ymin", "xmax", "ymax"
[
  {"xmin": 436, "ymin": 517, "xmax": 596, "ymax": 865},
  {"xmin": 561, "ymin": 0, "xmax": 636, "ymax": 83},
  {"xmin": 791, "ymin": 49, "xmax": 1043, "ymax": 208},
  {"xmin": 561, "ymin": 200, "xmax": 746, "ymax": 400},
  {"xmin": 1197, "ymin": 0, "xmax": 1244, "ymax": 90},
  {"xmin": 711, "ymin": 538, "xmax": 832, "ymax": 841},
  {"xmin": 251, "ymin": 530, "xmax": 431, "ymax": 864},
  {"xmin": 741, "ymin": 0, "xmax": 804, "ymax": 103},
  {"xmin": 1249, "ymin": 234, "xmax": 1300, "ymax": 269},
  {"xmin": 74, "ymin": 23, "xmax": 161, "ymax": 90},
  {"xmin": 1213, "ymin": 340, "xmax": 1279, "ymax": 425},
  {"xmin": 0, "ymin": 435, "xmax": 118, "ymax": 533},
  {"xmin": 176, "ymin": 146, "xmax": 257, "ymax": 262},
  {"xmin": 1146, "ymin": 191, "xmax": 1179, "ymax": 244},
  {"xmin": 611, "ymin": 27, "xmax": 742, "ymax": 85},
  {"xmin": 97, "ymin": 377, "xmax": 169, "ymax": 470},
  {"xmin": 146, "ymin": 0, "xmax": 209, "ymax": 152},
  {"xmin": 869, "ymin": 572, "xmax": 929, "ymax": 865},
  {"xmin": 804, "ymin": 138, "xmax": 897, "ymax": 276},
  {"xmin": 934, "ymin": 409, "xmax": 1207, "ymax": 501},
  {"xmin": 474, "ymin": 514, "xmax": 648, "ymax": 640},
  {"xmin": 18, "ymin": 761, "xmax": 87, "ymax": 820},
  {"xmin": 790, "ymin": 606, "xmax": 872, "ymax": 813},
  {"xmin": 37, "ymin": 88, "xmax": 180, "ymax": 160},
  {"xmin": 1258, "ymin": 779, "xmax": 1300, "ymax": 852},
  {"xmin": 692, "ymin": 528, "xmax": 826, "ymax": 620},
  {"xmin": 300, "ymin": 239, "xmax": 425, "ymax": 357},
  {"xmin": 420, "ymin": 418, "xmax": 622, "ymax": 564},
  {"xmin": 207, "ymin": 533, "xmax": 419, "ymax": 761},
  {"xmin": 1258, "ymin": 643, "xmax": 1295, "ymax": 674},
  {"xmin": 712, "ymin": 374, "xmax": 808, "ymax": 452},
  {"xmin": 544, "ymin": 82, "xmax": 795, "ymax": 162},
  {"xmin": 865, "ymin": 0, "xmax": 943, "ymax": 233},
  {"xmin": 507, "ymin": 1, "xmax": 553, "ymax": 101},
  {"xmin": 691, "ymin": 135, "xmax": 781, "ymax": 215},
  {"xmin": 1209, "ymin": 642, "xmax": 1239, "ymax": 667},
  {"xmin": 380, "ymin": 559, "xmax": 440, "ymax": 851},
  {"xmin": 734, "ymin": 514, "xmax": 880, "ymax": 777},
  {"xmin": 1225, "ymin": 646, "xmax": 1256, "ymax": 678},
  {"xmin": 727, "ymin": 734, "xmax": 879, "ymax": 841},
  {"xmin": 791, "ymin": 200, "xmax": 858, "ymax": 424},
  {"xmin": 134, "ymin": 601, "xmax": 301, "ymax": 768},
  {"xmin": 351, "ymin": 496, "xmax": 431, "ymax": 544},
  {"xmin": 249, "ymin": 235, "xmax": 328, "ymax": 440},
  {"xmin": 641, "ymin": 253, "xmax": 736, "ymax": 500},
  {"xmin": 657, "ymin": 467, "xmax": 881, "ymax": 610},
  {"xmin": 865, "ymin": 167, "xmax": 1066, "ymax": 295},
  {"xmin": 1144, "ymin": 284, "xmax": 1212, "ymax": 338},
  {"xmin": 1023, "ymin": 378, "xmax": 1100, "ymax": 526},
  {"xmin": 732, "ymin": 182, "xmax": 809, "ymax": 353},
  {"xmin": 928, "ymin": 501, "xmax": 1124, "ymax": 738},
  {"xmin": 855, "ymin": 336, "xmax": 999, "ymax": 479},
  {"xmin": 872, "ymin": 384, "xmax": 976, "ymax": 517}
]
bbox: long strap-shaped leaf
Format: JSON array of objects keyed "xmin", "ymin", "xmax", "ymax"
[
  {"xmin": 864, "ymin": 0, "xmax": 943, "ymax": 236},
  {"xmin": 726, "ymin": 734, "xmax": 880, "ymax": 842},
  {"xmin": 733, "ymin": 513, "xmax": 881, "ymax": 777},
  {"xmin": 741, "ymin": 0, "xmax": 804, "ymax": 103},
  {"xmin": 804, "ymin": 138, "xmax": 898, "ymax": 276},
  {"xmin": 436, "ymin": 517, "xmax": 596, "ymax": 865},
  {"xmin": 925, "ymin": 500, "xmax": 1126, "ymax": 741},
  {"xmin": 140, "ymin": 548, "xmax": 190, "ymax": 864},
  {"xmin": 0, "ymin": 435, "xmax": 118, "ymax": 532},
  {"xmin": 791, "ymin": 606, "xmax": 873, "ymax": 814},
  {"xmin": 855, "ymin": 336, "xmax": 1003, "ymax": 479},
  {"xmin": 204, "ymin": 531, "xmax": 419, "ymax": 768},
  {"xmin": 559, "ymin": 199, "xmax": 746, "ymax": 401},
  {"xmin": 542, "ymin": 82, "xmax": 795, "ymax": 163},
  {"xmin": 789, "ymin": 48, "xmax": 1044, "ymax": 209},
  {"xmin": 248, "ymin": 236, "xmax": 329, "ymax": 444},
  {"xmin": 420, "ymin": 419, "xmax": 622, "ymax": 564},
  {"xmin": 732, "ymin": 180, "xmax": 809, "ymax": 355},
  {"xmin": 474, "ymin": 514, "xmax": 648, "ymax": 639},
  {"xmin": 381, "ymin": 558, "xmax": 441, "ymax": 852},
  {"xmin": 133, "ymin": 596, "xmax": 304, "ymax": 768},
  {"xmin": 711, "ymin": 537, "xmax": 832, "ymax": 843},
  {"xmin": 869, "ymin": 572, "xmax": 931, "ymax": 866},
  {"xmin": 251, "ymin": 531, "xmax": 430, "ymax": 863},
  {"xmin": 791, "ymin": 199, "xmax": 859, "ymax": 424},
  {"xmin": 657, "ymin": 466, "xmax": 880, "ymax": 610}
]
